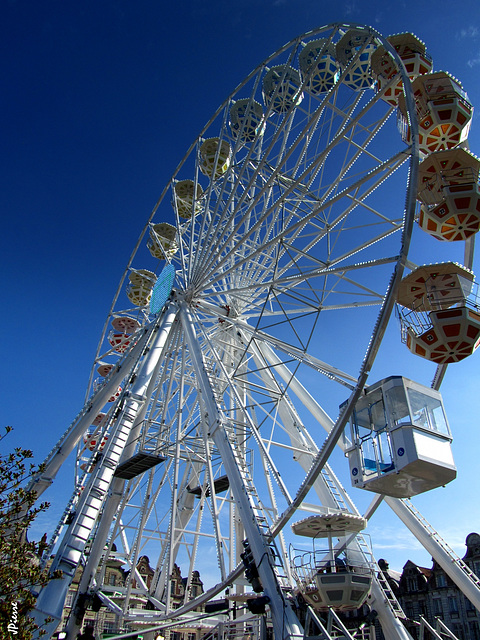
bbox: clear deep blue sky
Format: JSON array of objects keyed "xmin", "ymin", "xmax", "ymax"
[{"xmin": 2, "ymin": 0, "xmax": 480, "ymax": 573}]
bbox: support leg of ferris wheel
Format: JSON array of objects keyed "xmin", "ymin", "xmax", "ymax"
[
  {"xmin": 186, "ymin": 308, "xmax": 412, "ymax": 640},
  {"xmin": 26, "ymin": 326, "xmax": 153, "ymax": 505},
  {"xmin": 303, "ymin": 605, "xmax": 358, "ymax": 640},
  {"xmin": 179, "ymin": 301, "xmax": 304, "ymax": 640},
  {"xmin": 246, "ymin": 335, "xmax": 413, "ymax": 638},
  {"xmin": 258, "ymin": 330, "xmax": 480, "ymax": 615},
  {"xmin": 64, "ymin": 476, "xmax": 126, "ymax": 639},
  {"xmin": 66, "ymin": 307, "xmax": 186, "ymax": 637},
  {"xmin": 30, "ymin": 306, "xmax": 178, "ymax": 638},
  {"xmin": 384, "ymin": 496, "xmax": 480, "ymax": 611}
]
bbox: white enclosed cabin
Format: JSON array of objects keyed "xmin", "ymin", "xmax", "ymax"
[
  {"xmin": 344, "ymin": 376, "xmax": 456, "ymax": 498},
  {"xmin": 229, "ymin": 99, "xmax": 264, "ymax": 142},
  {"xmin": 173, "ymin": 180, "xmax": 204, "ymax": 220},
  {"xmin": 262, "ymin": 65, "xmax": 303, "ymax": 113},
  {"xmin": 336, "ymin": 29, "xmax": 377, "ymax": 91},
  {"xmin": 290, "ymin": 513, "xmax": 373, "ymax": 611},
  {"xmin": 299, "ymin": 39, "xmax": 339, "ymax": 95}
]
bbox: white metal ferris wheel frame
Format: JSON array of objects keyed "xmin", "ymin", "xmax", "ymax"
[
  {"xmin": 83, "ymin": 21, "xmax": 417, "ymax": 394},
  {"xmin": 28, "ymin": 22, "xmax": 480, "ymax": 640}
]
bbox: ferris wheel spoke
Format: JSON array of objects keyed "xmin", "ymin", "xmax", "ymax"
[
  {"xmin": 190, "ymin": 76, "xmax": 394, "ymax": 285},
  {"xmin": 226, "ymin": 318, "xmax": 358, "ymax": 386},
  {"xmin": 194, "ymin": 252, "xmax": 390, "ymax": 331},
  {"xmin": 197, "ymin": 255, "xmax": 399, "ymax": 317},
  {"xmin": 244, "ymin": 340, "xmax": 359, "ymax": 517},
  {"xmin": 39, "ymin": 23, "xmax": 480, "ymax": 640},
  {"xmin": 192, "ymin": 147, "xmax": 410, "ymax": 298},
  {"xmin": 270, "ymin": 154, "xmax": 408, "ymax": 276},
  {"xmin": 191, "ymin": 308, "xmax": 295, "ymax": 506},
  {"xmin": 191, "ymin": 135, "xmax": 401, "ymax": 295},
  {"xmin": 189, "ymin": 80, "xmax": 303, "ymax": 277}
]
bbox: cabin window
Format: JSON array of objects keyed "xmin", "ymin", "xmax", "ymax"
[{"xmin": 406, "ymin": 387, "xmax": 449, "ymax": 435}]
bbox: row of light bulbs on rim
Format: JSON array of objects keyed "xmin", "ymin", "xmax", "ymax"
[
  {"xmin": 121, "ymin": 31, "xmax": 480, "ymax": 367},
  {"xmin": 84, "ymin": 32, "xmax": 480, "ymax": 465},
  {"xmin": 156, "ymin": 29, "xmax": 474, "ymax": 240}
]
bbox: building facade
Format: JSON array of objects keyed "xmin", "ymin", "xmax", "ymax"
[
  {"xmin": 56, "ymin": 532, "xmax": 480, "ymax": 639},
  {"xmin": 60, "ymin": 555, "xmax": 205, "ymax": 639},
  {"xmin": 382, "ymin": 532, "xmax": 480, "ymax": 640}
]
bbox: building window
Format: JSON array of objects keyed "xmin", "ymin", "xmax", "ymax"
[
  {"xmin": 187, "ymin": 634, "xmax": 196, "ymax": 640},
  {"xmin": 433, "ymin": 599, "xmax": 443, "ymax": 616},
  {"xmin": 83, "ymin": 620, "xmax": 95, "ymax": 633},
  {"xmin": 65, "ymin": 590, "xmax": 76, "ymax": 608},
  {"xmin": 469, "ymin": 621, "xmax": 480, "ymax": 640},
  {"xmin": 405, "ymin": 602, "xmax": 414, "ymax": 619},
  {"xmin": 406, "ymin": 576, "xmax": 418, "ymax": 592},
  {"xmin": 109, "ymin": 572, "xmax": 116, "ymax": 586},
  {"xmin": 448, "ymin": 596, "xmax": 459, "ymax": 615},
  {"xmin": 103, "ymin": 620, "xmax": 116, "ymax": 633},
  {"xmin": 436, "ymin": 573, "xmax": 447, "ymax": 588}
]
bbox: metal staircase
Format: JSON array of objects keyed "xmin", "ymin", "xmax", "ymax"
[
  {"xmin": 54, "ymin": 398, "xmax": 137, "ymax": 570},
  {"xmin": 205, "ymin": 360, "xmax": 289, "ymax": 585},
  {"xmin": 321, "ymin": 467, "xmax": 350, "ymax": 512},
  {"xmin": 374, "ymin": 559, "xmax": 407, "ymax": 620},
  {"xmin": 402, "ymin": 498, "xmax": 480, "ymax": 591},
  {"xmin": 40, "ymin": 480, "xmax": 85, "ymax": 567},
  {"xmin": 318, "ymin": 468, "xmax": 407, "ymax": 625}
]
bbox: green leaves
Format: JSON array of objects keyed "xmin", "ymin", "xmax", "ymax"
[{"xmin": 0, "ymin": 427, "xmax": 62, "ymax": 639}]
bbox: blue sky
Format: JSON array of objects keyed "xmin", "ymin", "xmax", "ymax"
[{"xmin": 2, "ymin": 0, "xmax": 480, "ymax": 575}]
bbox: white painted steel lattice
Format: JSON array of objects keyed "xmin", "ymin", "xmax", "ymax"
[{"xmin": 29, "ymin": 23, "xmax": 480, "ymax": 640}]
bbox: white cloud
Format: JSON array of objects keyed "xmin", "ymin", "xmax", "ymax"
[
  {"xmin": 343, "ymin": 1, "xmax": 358, "ymax": 17},
  {"xmin": 458, "ymin": 25, "xmax": 479, "ymax": 39},
  {"xmin": 467, "ymin": 52, "xmax": 480, "ymax": 67},
  {"xmin": 368, "ymin": 525, "xmax": 423, "ymax": 553}
]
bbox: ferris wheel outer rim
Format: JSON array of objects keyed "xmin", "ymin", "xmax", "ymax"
[
  {"xmin": 86, "ymin": 22, "xmax": 419, "ymax": 398},
  {"xmin": 41, "ymin": 23, "xmax": 432, "ymax": 637},
  {"xmin": 106, "ymin": 22, "xmax": 420, "ymax": 613}
]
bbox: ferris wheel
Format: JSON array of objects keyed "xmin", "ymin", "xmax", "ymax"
[{"xmin": 30, "ymin": 23, "xmax": 480, "ymax": 640}]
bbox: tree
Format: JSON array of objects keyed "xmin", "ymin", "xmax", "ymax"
[{"xmin": 0, "ymin": 426, "xmax": 61, "ymax": 639}]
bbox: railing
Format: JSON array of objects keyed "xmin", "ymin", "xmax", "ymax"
[
  {"xmin": 200, "ymin": 615, "xmax": 265, "ymax": 640},
  {"xmin": 396, "ymin": 279, "xmax": 480, "ymax": 343},
  {"xmin": 413, "ymin": 615, "xmax": 459, "ymax": 640},
  {"xmin": 291, "ymin": 546, "xmax": 373, "ymax": 588}
]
